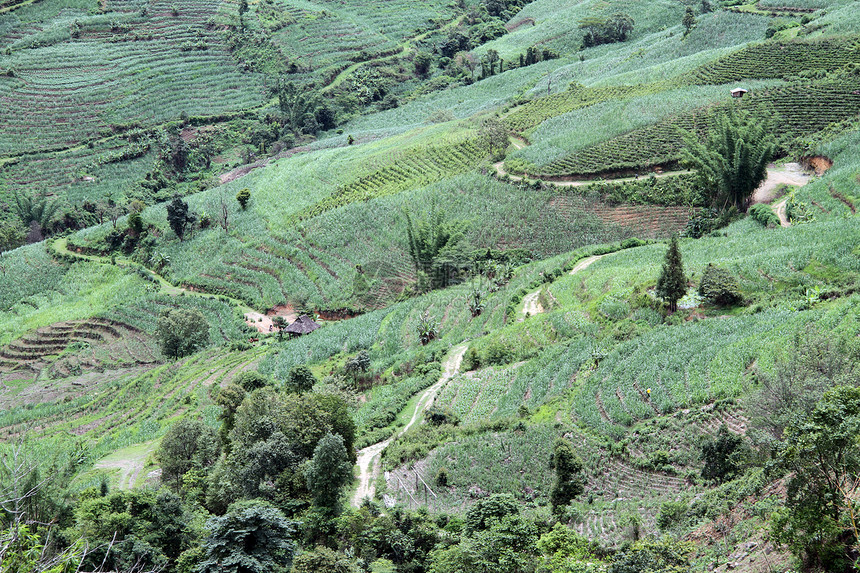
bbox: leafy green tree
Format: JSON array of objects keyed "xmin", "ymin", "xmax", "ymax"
[
  {"xmin": 216, "ymin": 383, "xmax": 246, "ymax": 449},
  {"xmin": 745, "ymin": 325, "xmax": 859, "ymax": 445},
  {"xmin": 405, "ymin": 205, "xmax": 468, "ymax": 290},
  {"xmin": 697, "ymin": 263, "xmax": 742, "ymax": 306},
  {"xmin": 537, "ymin": 522, "xmax": 601, "ymax": 572},
  {"xmin": 0, "ymin": 220, "xmax": 25, "ymax": 271},
  {"xmin": 682, "ymin": 7, "xmax": 697, "ymax": 36},
  {"xmin": 550, "ymin": 438, "xmax": 585, "ymax": 514},
  {"xmin": 465, "ymin": 493, "xmax": 519, "ymax": 534},
  {"xmin": 772, "ymin": 386, "xmax": 860, "ymax": 571},
  {"xmin": 167, "ymin": 196, "xmax": 195, "ymax": 241},
  {"xmin": 197, "ymin": 500, "xmax": 297, "ymax": 573},
  {"xmin": 157, "ymin": 417, "xmax": 220, "ymax": 489},
  {"xmin": 609, "ymin": 538, "xmax": 692, "ymax": 573},
  {"xmin": 286, "ymin": 364, "xmax": 318, "ymax": 393},
  {"xmin": 579, "ymin": 13, "xmax": 634, "ymax": 47},
  {"xmin": 272, "ymin": 315, "xmax": 287, "ymax": 341},
  {"xmin": 478, "ymin": 116, "xmax": 510, "ymax": 160},
  {"xmin": 234, "ymin": 371, "xmax": 271, "ymax": 391},
  {"xmin": 305, "ymin": 432, "xmax": 353, "ymax": 510},
  {"xmin": 236, "ymin": 188, "xmax": 251, "ymax": 210},
  {"xmin": 156, "ymin": 308, "xmax": 210, "ymax": 358},
  {"xmin": 292, "ymin": 546, "xmax": 360, "ymax": 573},
  {"xmin": 655, "ymin": 234, "xmax": 686, "ymax": 312},
  {"xmin": 700, "ymin": 425, "xmax": 745, "ymax": 483},
  {"xmin": 413, "ymin": 51, "xmax": 433, "ymax": 77},
  {"xmin": 13, "ymin": 191, "xmax": 61, "ymax": 242},
  {"xmin": 681, "ymin": 109, "xmax": 775, "ymax": 211},
  {"xmin": 74, "ymin": 489, "xmax": 195, "ymax": 573}
]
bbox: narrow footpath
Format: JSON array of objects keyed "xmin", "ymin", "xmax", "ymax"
[{"xmin": 352, "ymin": 344, "xmax": 467, "ymax": 507}]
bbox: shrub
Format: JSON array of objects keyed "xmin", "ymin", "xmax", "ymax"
[
  {"xmin": 156, "ymin": 308, "xmax": 209, "ymax": 358},
  {"xmin": 234, "ymin": 371, "xmax": 271, "ymax": 391},
  {"xmin": 748, "ymin": 203, "xmax": 779, "ymax": 227},
  {"xmin": 698, "ymin": 264, "xmax": 742, "ymax": 306},
  {"xmin": 656, "ymin": 500, "xmax": 689, "ymax": 532},
  {"xmin": 286, "ymin": 365, "xmax": 317, "ymax": 393}
]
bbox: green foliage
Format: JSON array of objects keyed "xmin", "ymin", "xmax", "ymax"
[
  {"xmin": 156, "ymin": 308, "xmax": 210, "ymax": 359},
  {"xmin": 700, "ymin": 425, "xmax": 745, "ymax": 483},
  {"xmin": 414, "ymin": 52, "xmax": 433, "ymax": 77},
  {"xmin": 305, "ymin": 432, "xmax": 353, "ymax": 510},
  {"xmin": 656, "ymin": 500, "xmax": 690, "ymax": 532},
  {"xmin": 13, "ymin": 191, "xmax": 61, "ymax": 240},
  {"xmin": 609, "ymin": 538, "xmax": 692, "ymax": 573},
  {"xmin": 292, "ymin": 546, "xmax": 360, "ymax": 573},
  {"xmin": 167, "ymin": 196, "xmax": 195, "ymax": 241},
  {"xmin": 74, "ymin": 489, "xmax": 195, "ymax": 573},
  {"xmin": 286, "ymin": 365, "xmax": 318, "ymax": 393},
  {"xmin": 746, "ymin": 325, "xmax": 860, "ymax": 444},
  {"xmin": 416, "ymin": 310, "xmax": 440, "ymax": 345},
  {"xmin": 156, "ymin": 417, "xmax": 220, "ymax": 489},
  {"xmin": 405, "ymin": 205, "xmax": 469, "ymax": 291},
  {"xmin": 747, "ymin": 203, "xmax": 779, "ymax": 227},
  {"xmin": 550, "ymin": 437, "xmax": 586, "ymax": 514},
  {"xmin": 772, "ymin": 386, "xmax": 860, "ymax": 571},
  {"xmin": 682, "ymin": 7, "xmax": 697, "ymax": 36},
  {"xmin": 197, "ymin": 500, "xmax": 297, "ymax": 573},
  {"xmin": 697, "ymin": 263, "xmax": 742, "ymax": 306},
  {"xmin": 655, "ymin": 234, "xmax": 686, "ymax": 312},
  {"xmin": 579, "ymin": 13, "xmax": 635, "ymax": 48},
  {"xmin": 464, "ymin": 493, "xmax": 519, "ymax": 534},
  {"xmin": 235, "ymin": 371, "xmax": 271, "ymax": 391},
  {"xmin": 681, "ymin": 109, "xmax": 775, "ymax": 211},
  {"xmin": 236, "ymin": 188, "xmax": 251, "ymax": 210}
]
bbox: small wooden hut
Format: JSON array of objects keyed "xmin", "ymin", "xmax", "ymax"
[
  {"xmin": 285, "ymin": 315, "xmax": 320, "ymax": 337},
  {"xmin": 730, "ymin": 87, "xmax": 748, "ymax": 98}
]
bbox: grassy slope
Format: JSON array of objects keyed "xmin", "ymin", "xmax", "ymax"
[{"xmin": 0, "ymin": 0, "xmax": 858, "ymax": 564}]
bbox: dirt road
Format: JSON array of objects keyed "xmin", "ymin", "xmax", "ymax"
[{"xmin": 352, "ymin": 345, "xmax": 467, "ymax": 506}]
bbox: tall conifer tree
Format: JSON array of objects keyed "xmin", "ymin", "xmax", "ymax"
[{"xmin": 656, "ymin": 234, "xmax": 686, "ymax": 312}]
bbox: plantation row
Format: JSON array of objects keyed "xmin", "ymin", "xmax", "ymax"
[
  {"xmin": 0, "ymin": 346, "xmax": 263, "ymax": 475},
  {"xmin": 504, "ymin": 83, "xmax": 660, "ymax": 134},
  {"xmin": 0, "ymin": 137, "xmax": 154, "ymax": 205},
  {"xmin": 295, "ymin": 138, "xmax": 486, "ymax": 220},
  {"xmin": 524, "ymin": 73, "xmax": 860, "ymax": 177},
  {"xmin": 682, "ymin": 35, "xmax": 860, "ymax": 85},
  {"xmin": 0, "ymin": 0, "xmax": 265, "ymax": 156},
  {"xmin": 269, "ymin": 0, "xmax": 455, "ymax": 85}
]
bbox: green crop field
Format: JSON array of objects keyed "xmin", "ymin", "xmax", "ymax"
[{"xmin": 1, "ymin": 0, "xmax": 859, "ymax": 570}]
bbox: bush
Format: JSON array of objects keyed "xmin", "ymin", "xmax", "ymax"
[
  {"xmin": 156, "ymin": 308, "xmax": 209, "ymax": 358},
  {"xmin": 748, "ymin": 203, "xmax": 779, "ymax": 227},
  {"xmin": 656, "ymin": 500, "xmax": 689, "ymax": 532},
  {"xmin": 698, "ymin": 264, "xmax": 742, "ymax": 306},
  {"xmin": 234, "ymin": 371, "xmax": 271, "ymax": 391},
  {"xmin": 286, "ymin": 365, "xmax": 318, "ymax": 393}
]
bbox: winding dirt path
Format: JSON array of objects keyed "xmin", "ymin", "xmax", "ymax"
[
  {"xmin": 520, "ymin": 290, "xmax": 543, "ymax": 320},
  {"xmin": 352, "ymin": 344, "xmax": 467, "ymax": 507},
  {"xmin": 520, "ymin": 254, "xmax": 606, "ymax": 321},
  {"xmin": 493, "ymin": 159, "xmax": 690, "ymax": 187},
  {"xmin": 94, "ymin": 441, "xmax": 158, "ymax": 490},
  {"xmin": 751, "ymin": 163, "xmax": 812, "ymax": 227}
]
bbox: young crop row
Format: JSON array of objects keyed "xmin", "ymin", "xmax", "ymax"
[
  {"xmin": 294, "ymin": 138, "xmax": 485, "ymax": 220},
  {"xmin": 504, "ymin": 84, "xmax": 659, "ymax": 134},
  {"xmin": 0, "ymin": 0, "xmax": 265, "ymax": 156},
  {"xmin": 682, "ymin": 35, "xmax": 860, "ymax": 85},
  {"xmin": 529, "ymin": 74, "xmax": 860, "ymax": 178}
]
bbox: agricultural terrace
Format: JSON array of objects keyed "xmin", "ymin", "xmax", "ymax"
[{"xmin": 0, "ymin": 0, "xmax": 265, "ymax": 157}]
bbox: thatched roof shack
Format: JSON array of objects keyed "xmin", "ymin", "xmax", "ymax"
[{"xmin": 285, "ymin": 315, "xmax": 320, "ymax": 337}]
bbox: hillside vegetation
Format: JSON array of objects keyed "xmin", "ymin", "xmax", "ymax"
[{"xmin": 1, "ymin": 0, "xmax": 859, "ymax": 572}]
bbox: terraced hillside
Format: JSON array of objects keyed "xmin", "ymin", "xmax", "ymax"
[{"xmin": 0, "ymin": 0, "xmax": 859, "ymax": 571}]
